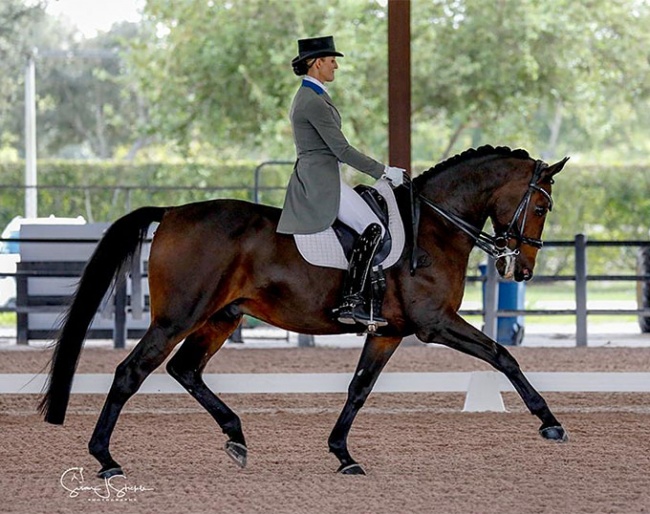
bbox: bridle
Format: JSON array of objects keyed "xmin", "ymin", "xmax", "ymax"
[
  {"xmin": 415, "ymin": 159, "xmax": 553, "ymax": 262},
  {"xmin": 497, "ymin": 160, "xmax": 553, "ymax": 252}
]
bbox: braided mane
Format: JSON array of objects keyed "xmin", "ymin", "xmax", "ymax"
[{"xmin": 413, "ymin": 145, "xmax": 531, "ymax": 187}]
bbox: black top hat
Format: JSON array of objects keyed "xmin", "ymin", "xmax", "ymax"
[{"xmin": 291, "ymin": 35, "xmax": 344, "ymax": 65}]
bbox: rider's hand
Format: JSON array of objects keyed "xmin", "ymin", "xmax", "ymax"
[{"xmin": 383, "ymin": 165, "xmax": 406, "ymax": 188}]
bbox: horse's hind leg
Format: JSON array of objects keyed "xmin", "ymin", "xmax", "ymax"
[
  {"xmin": 328, "ymin": 335, "xmax": 402, "ymax": 475},
  {"xmin": 88, "ymin": 323, "xmax": 185, "ymax": 478},
  {"xmin": 166, "ymin": 308, "xmax": 247, "ymax": 468}
]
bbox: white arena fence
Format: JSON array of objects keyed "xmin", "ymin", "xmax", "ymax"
[{"xmin": 2, "ymin": 371, "xmax": 649, "ymax": 412}]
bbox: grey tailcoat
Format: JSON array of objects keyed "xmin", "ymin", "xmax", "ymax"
[{"xmin": 277, "ymin": 83, "xmax": 385, "ymax": 235}]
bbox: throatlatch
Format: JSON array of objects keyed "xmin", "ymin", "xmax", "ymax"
[{"xmin": 334, "ymin": 223, "xmax": 387, "ymax": 330}]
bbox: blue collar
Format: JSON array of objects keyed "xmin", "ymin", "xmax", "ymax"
[{"xmin": 301, "ymin": 79, "xmax": 325, "ymax": 95}]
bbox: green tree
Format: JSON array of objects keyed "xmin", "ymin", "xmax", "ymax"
[
  {"xmin": 3, "ymin": 0, "xmax": 649, "ymax": 165},
  {"xmin": 130, "ymin": 0, "xmax": 387, "ymax": 159},
  {"xmin": 132, "ymin": 0, "xmax": 649, "ymax": 164},
  {"xmin": 0, "ymin": 0, "xmax": 45, "ymax": 155},
  {"xmin": 35, "ymin": 22, "xmax": 148, "ymax": 159},
  {"xmin": 1, "ymin": 2, "xmax": 150, "ymax": 160},
  {"xmin": 411, "ymin": 0, "xmax": 650, "ymax": 161}
]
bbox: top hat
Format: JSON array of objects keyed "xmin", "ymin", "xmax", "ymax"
[{"xmin": 291, "ymin": 35, "xmax": 344, "ymax": 65}]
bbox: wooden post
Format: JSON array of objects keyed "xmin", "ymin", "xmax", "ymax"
[{"xmin": 388, "ymin": 0, "xmax": 411, "ymax": 173}]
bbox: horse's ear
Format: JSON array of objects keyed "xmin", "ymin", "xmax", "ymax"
[{"xmin": 541, "ymin": 156, "xmax": 569, "ymax": 182}]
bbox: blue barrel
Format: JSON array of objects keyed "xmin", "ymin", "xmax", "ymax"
[{"xmin": 479, "ymin": 264, "xmax": 525, "ymax": 345}]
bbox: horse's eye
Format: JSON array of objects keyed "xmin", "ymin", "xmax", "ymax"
[{"xmin": 534, "ymin": 206, "xmax": 547, "ymax": 217}]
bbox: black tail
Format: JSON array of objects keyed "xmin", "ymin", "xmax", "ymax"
[{"xmin": 39, "ymin": 206, "xmax": 166, "ymax": 424}]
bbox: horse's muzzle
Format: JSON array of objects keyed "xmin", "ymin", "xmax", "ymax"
[
  {"xmin": 517, "ymin": 267, "xmax": 533, "ymax": 282},
  {"xmin": 495, "ymin": 255, "xmax": 533, "ymax": 282}
]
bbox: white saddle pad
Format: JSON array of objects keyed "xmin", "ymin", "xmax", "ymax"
[{"xmin": 294, "ymin": 178, "xmax": 405, "ymax": 270}]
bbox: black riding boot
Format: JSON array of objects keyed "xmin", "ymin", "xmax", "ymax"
[{"xmin": 336, "ymin": 223, "xmax": 387, "ymax": 327}]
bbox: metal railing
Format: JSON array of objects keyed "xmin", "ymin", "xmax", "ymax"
[
  {"xmin": 0, "ymin": 160, "xmax": 294, "ymax": 224},
  {"xmin": 1, "ymin": 234, "xmax": 649, "ymax": 347},
  {"xmin": 253, "ymin": 160, "xmax": 293, "ymax": 204},
  {"xmin": 475, "ymin": 235, "xmax": 650, "ymax": 346}
]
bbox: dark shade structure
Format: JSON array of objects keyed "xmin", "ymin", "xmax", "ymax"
[{"xmin": 388, "ymin": 0, "xmax": 411, "ymax": 174}]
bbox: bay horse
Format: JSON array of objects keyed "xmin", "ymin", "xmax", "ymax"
[{"xmin": 40, "ymin": 145, "xmax": 569, "ymax": 477}]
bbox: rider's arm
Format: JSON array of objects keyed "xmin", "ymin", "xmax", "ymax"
[{"xmin": 306, "ymin": 96, "xmax": 385, "ymax": 179}]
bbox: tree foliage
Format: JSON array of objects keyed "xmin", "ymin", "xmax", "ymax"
[
  {"xmin": 0, "ymin": 0, "xmax": 45, "ymax": 151},
  {"xmin": 0, "ymin": 3, "xmax": 148, "ymax": 160},
  {"xmin": 0, "ymin": 0, "xmax": 648, "ymax": 165},
  {"xmin": 411, "ymin": 0, "xmax": 650, "ymax": 160},
  {"xmin": 128, "ymin": 0, "xmax": 650, "ymax": 163},
  {"xmin": 128, "ymin": 0, "xmax": 388, "ymax": 159},
  {"xmin": 32, "ymin": 22, "xmax": 148, "ymax": 159}
]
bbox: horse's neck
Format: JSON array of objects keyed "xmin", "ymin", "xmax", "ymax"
[{"xmin": 421, "ymin": 164, "xmax": 503, "ymax": 228}]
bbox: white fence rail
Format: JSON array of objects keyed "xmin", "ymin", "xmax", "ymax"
[{"xmin": 3, "ymin": 371, "xmax": 649, "ymax": 412}]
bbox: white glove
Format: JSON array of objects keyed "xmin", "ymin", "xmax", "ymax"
[{"xmin": 383, "ymin": 165, "xmax": 406, "ymax": 188}]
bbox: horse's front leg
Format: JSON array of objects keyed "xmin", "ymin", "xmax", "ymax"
[
  {"xmin": 328, "ymin": 335, "xmax": 402, "ymax": 475},
  {"xmin": 417, "ymin": 314, "xmax": 568, "ymax": 442}
]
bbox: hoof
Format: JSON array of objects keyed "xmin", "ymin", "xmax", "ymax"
[
  {"xmin": 96, "ymin": 466, "xmax": 124, "ymax": 479},
  {"xmin": 224, "ymin": 441, "xmax": 247, "ymax": 468},
  {"xmin": 539, "ymin": 425, "xmax": 569, "ymax": 443},
  {"xmin": 337, "ymin": 463, "xmax": 366, "ymax": 475}
]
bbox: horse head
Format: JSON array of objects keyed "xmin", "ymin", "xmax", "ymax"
[
  {"xmin": 490, "ymin": 156, "xmax": 569, "ymax": 281},
  {"xmin": 414, "ymin": 146, "xmax": 569, "ymax": 282}
]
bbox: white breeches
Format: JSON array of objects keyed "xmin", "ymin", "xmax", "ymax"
[{"xmin": 337, "ymin": 176, "xmax": 385, "ymax": 237}]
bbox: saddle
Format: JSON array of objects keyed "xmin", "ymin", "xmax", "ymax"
[{"xmin": 294, "ymin": 178, "xmax": 405, "ymax": 270}]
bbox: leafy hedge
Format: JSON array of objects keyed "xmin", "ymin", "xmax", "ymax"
[
  {"xmin": 1, "ymin": 160, "xmax": 648, "ymax": 275},
  {"xmin": 0, "ymin": 160, "xmax": 292, "ymax": 225},
  {"xmin": 2, "ymin": 160, "xmax": 648, "ymax": 232},
  {"xmin": 530, "ymin": 163, "xmax": 650, "ymax": 275}
]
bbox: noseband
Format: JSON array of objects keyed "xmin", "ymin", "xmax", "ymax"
[{"xmin": 416, "ymin": 159, "xmax": 552, "ymax": 261}]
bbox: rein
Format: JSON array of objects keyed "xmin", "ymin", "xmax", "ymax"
[{"xmin": 414, "ymin": 159, "xmax": 552, "ymax": 265}]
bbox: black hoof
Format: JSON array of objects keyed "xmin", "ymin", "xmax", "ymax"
[
  {"xmin": 224, "ymin": 440, "xmax": 248, "ymax": 468},
  {"xmin": 96, "ymin": 466, "xmax": 124, "ymax": 479},
  {"xmin": 337, "ymin": 463, "xmax": 366, "ymax": 475},
  {"xmin": 539, "ymin": 425, "xmax": 569, "ymax": 443}
]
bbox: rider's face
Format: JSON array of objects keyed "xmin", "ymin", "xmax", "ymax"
[{"xmin": 314, "ymin": 56, "xmax": 338, "ymax": 83}]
